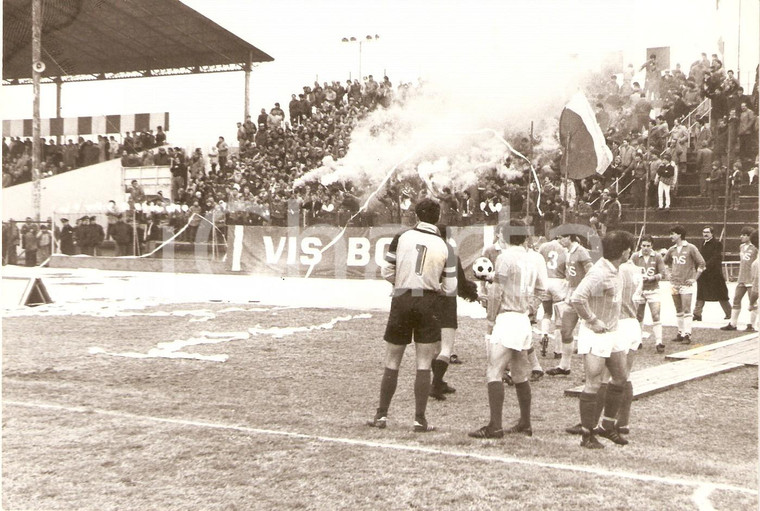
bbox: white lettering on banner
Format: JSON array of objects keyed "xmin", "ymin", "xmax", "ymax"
[
  {"xmin": 375, "ymin": 238, "xmax": 393, "ymax": 266},
  {"xmin": 301, "ymin": 237, "xmax": 322, "ymax": 265},
  {"xmin": 264, "ymin": 237, "xmax": 287, "ymax": 264},
  {"xmin": 347, "ymin": 237, "xmax": 370, "ymax": 266}
]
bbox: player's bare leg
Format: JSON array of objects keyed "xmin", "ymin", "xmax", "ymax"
[
  {"xmin": 680, "ymin": 293, "xmax": 694, "ymax": 343},
  {"xmin": 671, "ymin": 292, "xmax": 685, "ymax": 342}
]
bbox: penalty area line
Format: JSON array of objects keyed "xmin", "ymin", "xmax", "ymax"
[{"xmin": 4, "ymin": 400, "xmax": 755, "ymax": 496}]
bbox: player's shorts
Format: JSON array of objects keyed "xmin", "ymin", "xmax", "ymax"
[
  {"xmin": 671, "ymin": 282, "xmax": 696, "ymax": 295},
  {"xmin": 641, "ymin": 288, "xmax": 661, "ymax": 303},
  {"xmin": 490, "ymin": 312, "xmax": 532, "ymax": 351},
  {"xmin": 438, "ymin": 295, "xmax": 458, "ymax": 329},
  {"xmin": 576, "ymin": 323, "xmax": 629, "ymax": 358},
  {"xmin": 618, "ymin": 317, "xmax": 642, "ymax": 351},
  {"xmin": 554, "ymin": 301, "xmax": 579, "ymax": 342},
  {"xmin": 545, "ymin": 278, "xmax": 569, "ymax": 303},
  {"xmin": 384, "ymin": 290, "xmax": 441, "ymax": 345}
]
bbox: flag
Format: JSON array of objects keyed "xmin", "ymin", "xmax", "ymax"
[{"xmin": 559, "ymin": 92, "xmax": 613, "ymax": 180}]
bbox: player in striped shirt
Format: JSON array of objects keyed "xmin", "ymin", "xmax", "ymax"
[
  {"xmin": 368, "ymin": 199, "xmax": 457, "ymax": 433},
  {"xmin": 663, "ymin": 225, "xmax": 706, "ymax": 345},
  {"xmin": 469, "ymin": 219, "xmax": 547, "ymax": 439},
  {"xmin": 570, "ymin": 230, "xmax": 634, "ymax": 449},
  {"xmin": 722, "ymin": 228, "xmax": 758, "ymax": 331},
  {"xmin": 630, "ymin": 235, "xmax": 667, "ymax": 353},
  {"xmin": 538, "ymin": 234, "xmax": 570, "ymax": 357},
  {"xmin": 546, "ymin": 234, "xmax": 593, "ymax": 376}
]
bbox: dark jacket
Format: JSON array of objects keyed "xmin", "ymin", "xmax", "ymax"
[{"xmin": 696, "ymin": 237, "xmax": 729, "ymax": 301}]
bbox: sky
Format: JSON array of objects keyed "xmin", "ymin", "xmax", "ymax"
[{"xmin": 1, "ymin": 0, "xmax": 758, "ymax": 150}]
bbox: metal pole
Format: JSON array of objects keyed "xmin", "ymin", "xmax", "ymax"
[
  {"xmin": 244, "ymin": 51, "xmax": 252, "ymax": 120},
  {"xmin": 737, "ymin": 0, "xmax": 741, "ymax": 82},
  {"xmin": 32, "ymin": 0, "xmax": 42, "ymax": 222},
  {"xmin": 562, "ymin": 133, "xmax": 570, "ymax": 224},
  {"xmin": 55, "ymin": 78, "xmax": 62, "ymax": 145},
  {"xmin": 526, "ymin": 122, "xmax": 533, "ymax": 223},
  {"xmin": 359, "ymin": 41, "xmax": 362, "ymax": 79},
  {"xmin": 722, "ymin": 119, "xmax": 736, "ymax": 248},
  {"xmin": 642, "ymin": 136, "xmax": 652, "ymax": 236}
]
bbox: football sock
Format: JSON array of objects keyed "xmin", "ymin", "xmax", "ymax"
[
  {"xmin": 527, "ymin": 348, "xmax": 541, "ymax": 371},
  {"xmin": 601, "ymin": 383, "xmax": 624, "ymax": 431},
  {"xmin": 751, "ymin": 309, "xmax": 758, "ymax": 328},
  {"xmin": 616, "ymin": 381, "xmax": 634, "ymax": 428},
  {"xmin": 593, "ymin": 383, "xmax": 608, "ymax": 426},
  {"xmin": 653, "ymin": 322, "xmax": 663, "ymax": 344},
  {"xmin": 579, "ymin": 392, "xmax": 598, "ymax": 432},
  {"xmin": 431, "ymin": 358, "xmax": 449, "ymax": 387},
  {"xmin": 559, "ymin": 340, "xmax": 574, "ymax": 370},
  {"xmin": 377, "ymin": 367, "xmax": 399, "ymax": 418},
  {"xmin": 541, "ymin": 317, "xmax": 551, "ymax": 336},
  {"xmin": 414, "ymin": 369, "xmax": 431, "ymax": 421},
  {"xmin": 515, "ymin": 381, "xmax": 531, "ymax": 427},
  {"xmin": 730, "ymin": 308, "xmax": 740, "ymax": 327},
  {"xmin": 684, "ymin": 313, "xmax": 693, "ymax": 334},
  {"xmin": 487, "ymin": 380, "xmax": 504, "ymax": 430},
  {"xmin": 676, "ymin": 313, "xmax": 684, "ymax": 335}
]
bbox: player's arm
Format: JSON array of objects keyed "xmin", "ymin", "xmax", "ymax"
[
  {"xmin": 651, "ymin": 254, "xmax": 666, "ymax": 283},
  {"xmin": 381, "ymin": 233, "xmax": 401, "ymax": 284},
  {"xmin": 486, "ymin": 268, "xmax": 504, "ymax": 333},
  {"xmin": 456, "ymin": 256, "xmax": 479, "ymax": 302},
  {"xmin": 440, "ymin": 242, "xmax": 458, "ymax": 296},
  {"xmin": 693, "ymin": 246, "xmax": 706, "ymax": 281},
  {"xmin": 633, "ymin": 271, "xmax": 645, "ymax": 304},
  {"xmin": 569, "ymin": 272, "xmax": 607, "ymax": 332}
]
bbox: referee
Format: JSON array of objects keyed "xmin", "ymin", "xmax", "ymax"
[{"xmin": 367, "ymin": 198, "xmax": 457, "ymax": 433}]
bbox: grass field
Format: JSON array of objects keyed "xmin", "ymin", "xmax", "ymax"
[{"xmin": 2, "ymin": 303, "xmax": 758, "ymax": 510}]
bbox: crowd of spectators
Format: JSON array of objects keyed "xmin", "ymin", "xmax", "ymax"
[{"xmin": 2, "ymin": 126, "xmax": 168, "ymax": 187}]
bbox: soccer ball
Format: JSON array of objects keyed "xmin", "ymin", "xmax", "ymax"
[{"xmin": 472, "ymin": 257, "xmax": 494, "ymax": 281}]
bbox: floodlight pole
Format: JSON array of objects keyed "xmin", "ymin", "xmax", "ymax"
[
  {"xmin": 55, "ymin": 77, "xmax": 63, "ymax": 145},
  {"xmin": 32, "ymin": 0, "xmax": 42, "ymax": 222},
  {"xmin": 244, "ymin": 51, "xmax": 252, "ymax": 120}
]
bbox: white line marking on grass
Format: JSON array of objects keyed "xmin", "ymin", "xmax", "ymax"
[
  {"xmin": 692, "ymin": 484, "xmax": 716, "ymax": 511},
  {"xmin": 4, "ymin": 400, "xmax": 756, "ymax": 496}
]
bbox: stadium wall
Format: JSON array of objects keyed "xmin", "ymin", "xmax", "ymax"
[{"xmin": 3, "ymin": 159, "xmax": 125, "ymax": 221}]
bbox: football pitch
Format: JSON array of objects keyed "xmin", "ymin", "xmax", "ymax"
[{"xmin": 2, "ymin": 272, "xmax": 758, "ymax": 510}]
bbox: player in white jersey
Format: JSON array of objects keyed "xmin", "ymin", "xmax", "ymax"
[
  {"xmin": 721, "ymin": 228, "xmax": 758, "ymax": 331},
  {"xmin": 469, "ymin": 220, "xmax": 546, "ymax": 439},
  {"xmin": 368, "ymin": 199, "xmax": 457, "ymax": 433},
  {"xmin": 538, "ymin": 234, "xmax": 570, "ymax": 357},
  {"xmin": 630, "ymin": 235, "xmax": 667, "ymax": 353},
  {"xmin": 663, "ymin": 225, "xmax": 706, "ymax": 345},
  {"xmin": 570, "ymin": 230, "xmax": 634, "ymax": 449},
  {"xmin": 546, "ymin": 235, "xmax": 593, "ymax": 376}
]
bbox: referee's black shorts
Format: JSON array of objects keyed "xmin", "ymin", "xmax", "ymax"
[
  {"xmin": 384, "ymin": 290, "xmax": 441, "ymax": 345},
  {"xmin": 438, "ymin": 295, "xmax": 458, "ymax": 329}
]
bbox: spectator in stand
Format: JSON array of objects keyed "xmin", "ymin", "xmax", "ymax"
[
  {"xmin": 695, "ymin": 140, "xmax": 714, "ymax": 195},
  {"xmin": 640, "ymin": 54, "xmax": 660, "ymax": 100},
  {"xmin": 728, "ymin": 161, "xmax": 743, "ymax": 210},
  {"xmin": 628, "ymin": 153, "xmax": 648, "ymax": 208},
  {"xmin": 216, "ymin": 136, "xmax": 229, "ymax": 170},
  {"xmin": 693, "ymin": 226, "xmax": 731, "ymax": 322},
  {"xmin": 655, "ymin": 151, "xmax": 677, "ymax": 211},
  {"xmin": 89, "ymin": 216, "xmax": 105, "ymax": 255},
  {"xmin": 22, "ymin": 227, "xmax": 38, "ymax": 266},
  {"xmin": 236, "ymin": 122, "xmax": 247, "ymax": 149},
  {"xmin": 597, "ymin": 189, "xmax": 621, "ymax": 232},
  {"xmin": 713, "ymin": 117, "xmax": 728, "ymax": 167},
  {"xmin": 111, "ymin": 214, "xmax": 133, "ymax": 256},
  {"xmin": 738, "ymin": 102, "xmax": 756, "ymax": 163},
  {"xmin": 669, "ymin": 117, "xmax": 689, "ymax": 166},
  {"xmin": 155, "ymin": 126, "xmax": 167, "ymax": 146},
  {"xmin": 705, "ymin": 162, "xmax": 725, "ymax": 210},
  {"xmin": 4, "ymin": 219, "xmax": 19, "ymax": 264}
]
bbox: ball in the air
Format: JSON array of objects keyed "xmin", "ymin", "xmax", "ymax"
[{"xmin": 472, "ymin": 257, "xmax": 494, "ymax": 280}]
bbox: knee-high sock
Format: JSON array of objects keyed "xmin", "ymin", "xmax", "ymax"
[
  {"xmin": 431, "ymin": 358, "xmax": 449, "ymax": 387},
  {"xmin": 751, "ymin": 309, "xmax": 758, "ymax": 329},
  {"xmin": 559, "ymin": 341, "xmax": 574, "ymax": 370},
  {"xmin": 684, "ymin": 312, "xmax": 693, "ymax": 335},
  {"xmin": 527, "ymin": 348, "xmax": 541, "ymax": 371},
  {"xmin": 580, "ymin": 392, "xmax": 598, "ymax": 432},
  {"xmin": 541, "ymin": 317, "xmax": 552, "ymax": 336},
  {"xmin": 377, "ymin": 368, "xmax": 399, "ymax": 417},
  {"xmin": 594, "ymin": 383, "xmax": 608, "ymax": 426},
  {"xmin": 616, "ymin": 381, "xmax": 634, "ymax": 428},
  {"xmin": 676, "ymin": 313, "xmax": 684, "ymax": 335},
  {"xmin": 515, "ymin": 381, "xmax": 531, "ymax": 427},
  {"xmin": 554, "ymin": 329, "xmax": 563, "ymax": 354},
  {"xmin": 487, "ymin": 380, "xmax": 504, "ymax": 430},
  {"xmin": 653, "ymin": 322, "xmax": 663, "ymax": 344},
  {"xmin": 601, "ymin": 383, "xmax": 625, "ymax": 431},
  {"xmin": 730, "ymin": 308, "xmax": 741, "ymax": 327},
  {"xmin": 414, "ymin": 369, "xmax": 431, "ymax": 422}
]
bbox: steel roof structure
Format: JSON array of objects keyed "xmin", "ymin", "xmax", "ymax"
[{"xmin": 2, "ymin": 0, "xmax": 274, "ymax": 85}]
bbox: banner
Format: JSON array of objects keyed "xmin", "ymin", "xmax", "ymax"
[
  {"xmin": 3, "ymin": 112, "xmax": 170, "ymax": 138},
  {"xmin": 559, "ymin": 91, "xmax": 613, "ymax": 180},
  {"xmin": 227, "ymin": 225, "xmax": 491, "ymax": 279}
]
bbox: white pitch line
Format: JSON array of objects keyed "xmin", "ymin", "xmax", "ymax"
[{"xmin": 4, "ymin": 400, "xmax": 756, "ymax": 496}]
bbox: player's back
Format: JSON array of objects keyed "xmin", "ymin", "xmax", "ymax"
[
  {"xmin": 493, "ymin": 245, "xmax": 544, "ymax": 314},
  {"xmin": 391, "ymin": 226, "xmax": 452, "ymax": 293},
  {"xmin": 539, "ymin": 239, "xmax": 567, "ymax": 279},
  {"xmin": 619, "ymin": 261, "xmax": 643, "ymax": 319}
]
